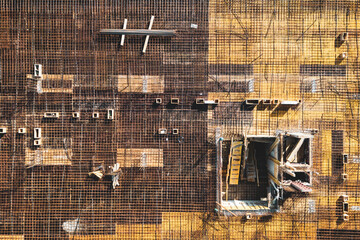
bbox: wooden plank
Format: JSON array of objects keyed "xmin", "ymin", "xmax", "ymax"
[
  {"xmin": 287, "ymin": 138, "xmax": 305, "ymax": 162},
  {"xmin": 225, "ymin": 138, "xmax": 233, "ymax": 200},
  {"xmin": 267, "ymin": 138, "xmax": 280, "ymax": 155},
  {"xmin": 268, "ymin": 173, "xmax": 281, "ymax": 186},
  {"xmin": 217, "ymin": 202, "xmax": 237, "ymax": 216},
  {"xmin": 269, "ymin": 156, "xmax": 280, "ymax": 165}
]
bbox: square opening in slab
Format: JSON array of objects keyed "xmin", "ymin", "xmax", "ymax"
[
  {"xmin": 44, "ymin": 112, "xmax": 59, "ymax": 118},
  {"xmin": 272, "ymin": 99, "xmax": 279, "ymax": 104},
  {"xmin": 196, "ymin": 98, "xmax": 205, "ymax": 104},
  {"xmin": 190, "ymin": 23, "xmax": 198, "ymax": 29},
  {"xmin": 92, "ymin": 112, "xmax": 99, "ymax": 119},
  {"xmin": 245, "ymin": 99, "xmax": 259, "ymax": 105},
  {"xmin": 343, "ymin": 202, "xmax": 349, "ymax": 212},
  {"xmin": 170, "ymin": 98, "xmax": 179, "ymax": 105},
  {"xmin": 34, "ymin": 128, "xmax": 41, "ymax": 139},
  {"xmin": 340, "ymin": 32, "xmax": 348, "ymax": 42},
  {"xmin": 73, "ymin": 112, "xmax": 80, "ymax": 118},
  {"xmin": 339, "ymin": 52, "xmax": 348, "ymax": 60},
  {"xmin": 220, "ymin": 137, "xmax": 278, "ymax": 214},
  {"xmin": 282, "ymin": 134, "xmax": 313, "ymax": 189},
  {"xmin": 172, "ymin": 129, "xmax": 179, "ymax": 135},
  {"xmin": 18, "ymin": 128, "xmax": 26, "ymax": 134},
  {"xmin": 0, "ymin": 128, "xmax": 7, "ymax": 134},
  {"xmin": 107, "ymin": 109, "xmax": 114, "ymax": 120},
  {"xmin": 222, "ymin": 139, "xmax": 270, "ymax": 199},
  {"xmin": 155, "ymin": 98, "xmax": 162, "ymax": 104},
  {"xmin": 34, "ymin": 139, "xmax": 42, "ymax": 146},
  {"xmin": 34, "ymin": 64, "xmax": 42, "ymax": 78},
  {"xmin": 342, "ymin": 173, "xmax": 348, "ymax": 181},
  {"xmin": 219, "ymin": 133, "xmax": 314, "ymax": 215},
  {"xmin": 262, "ymin": 99, "xmax": 272, "ymax": 105}
]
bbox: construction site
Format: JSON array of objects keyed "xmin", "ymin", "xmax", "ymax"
[{"xmin": 1, "ymin": 0, "xmax": 360, "ymax": 239}]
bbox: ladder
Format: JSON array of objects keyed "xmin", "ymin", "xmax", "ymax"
[
  {"xmin": 246, "ymin": 155, "xmax": 257, "ymax": 182},
  {"xmin": 228, "ymin": 140, "xmax": 243, "ymax": 185},
  {"xmin": 246, "ymin": 148, "xmax": 259, "ymax": 182}
]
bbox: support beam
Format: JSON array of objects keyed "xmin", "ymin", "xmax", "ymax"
[
  {"xmin": 287, "ymin": 138, "xmax": 305, "ymax": 162},
  {"xmin": 282, "ymin": 167, "xmax": 296, "ymax": 177},
  {"xmin": 269, "ymin": 156, "xmax": 280, "ymax": 165},
  {"xmin": 225, "ymin": 138, "xmax": 232, "ymax": 200},
  {"xmin": 216, "ymin": 128, "xmax": 223, "ymax": 208},
  {"xmin": 268, "ymin": 173, "xmax": 281, "ymax": 186},
  {"xmin": 267, "ymin": 138, "xmax": 280, "ymax": 155},
  {"xmin": 241, "ymin": 136, "xmax": 248, "ymax": 180},
  {"xmin": 100, "ymin": 29, "xmax": 176, "ymax": 36},
  {"xmin": 283, "ymin": 161, "xmax": 296, "ymax": 170}
]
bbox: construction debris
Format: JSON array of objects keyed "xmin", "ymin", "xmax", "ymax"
[
  {"xmin": 62, "ymin": 218, "xmax": 86, "ymax": 234},
  {"xmin": 88, "ymin": 165, "xmax": 105, "ymax": 179},
  {"xmin": 108, "ymin": 163, "xmax": 122, "ymax": 189}
]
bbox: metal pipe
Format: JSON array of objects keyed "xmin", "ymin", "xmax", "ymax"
[{"xmin": 100, "ymin": 29, "xmax": 176, "ymax": 36}]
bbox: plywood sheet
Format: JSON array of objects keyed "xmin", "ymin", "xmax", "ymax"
[
  {"xmin": 117, "ymin": 75, "xmax": 164, "ymax": 93},
  {"xmin": 321, "ymin": 130, "xmax": 332, "ymax": 176},
  {"xmin": 116, "ymin": 224, "xmax": 161, "ymax": 239},
  {"xmin": 70, "ymin": 235, "xmax": 117, "ymax": 240},
  {"xmin": 117, "ymin": 148, "xmax": 163, "ymax": 167},
  {"xmin": 162, "ymin": 212, "xmax": 203, "ymax": 239},
  {"xmin": 0, "ymin": 236, "xmax": 24, "ymax": 240},
  {"xmin": 25, "ymin": 148, "xmax": 72, "ymax": 166},
  {"xmin": 26, "ymin": 74, "xmax": 74, "ymax": 93}
]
